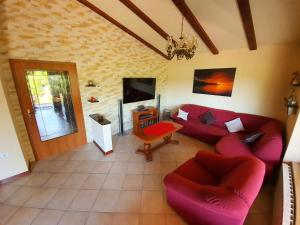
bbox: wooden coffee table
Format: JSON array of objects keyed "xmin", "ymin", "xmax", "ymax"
[{"xmin": 133, "ymin": 121, "xmax": 183, "ymax": 161}]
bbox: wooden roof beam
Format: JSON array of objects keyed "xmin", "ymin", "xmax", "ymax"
[
  {"xmin": 76, "ymin": 0, "xmax": 169, "ymax": 59},
  {"xmin": 119, "ymin": 0, "xmax": 169, "ymax": 40},
  {"xmin": 236, "ymin": 0, "xmax": 257, "ymax": 50}
]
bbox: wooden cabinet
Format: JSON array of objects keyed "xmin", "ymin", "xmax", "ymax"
[{"xmin": 132, "ymin": 107, "xmax": 158, "ymax": 135}]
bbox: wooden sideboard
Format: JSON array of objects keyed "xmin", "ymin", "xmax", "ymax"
[{"xmin": 132, "ymin": 107, "xmax": 158, "ymax": 135}]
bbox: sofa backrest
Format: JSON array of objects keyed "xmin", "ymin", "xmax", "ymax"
[
  {"xmin": 180, "ymin": 104, "xmax": 238, "ymax": 128},
  {"xmin": 238, "ymin": 113, "xmax": 272, "ymax": 132},
  {"xmin": 179, "ymin": 104, "xmax": 278, "ymax": 131}
]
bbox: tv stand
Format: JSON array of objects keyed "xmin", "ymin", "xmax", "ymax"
[{"xmin": 132, "ymin": 107, "xmax": 158, "ymax": 135}]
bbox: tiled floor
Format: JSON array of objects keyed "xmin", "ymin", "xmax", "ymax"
[{"xmin": 0, "ymin": 132, "xmax": 274, "ymax": 225}]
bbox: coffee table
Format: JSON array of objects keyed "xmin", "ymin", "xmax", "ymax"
[{"xmin": 133, "ymin": 121, "xmax": 183, "ymax": 161}]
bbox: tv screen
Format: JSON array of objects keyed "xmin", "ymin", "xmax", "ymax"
[{"xmin": 123, "ymin": 78, "xmax": 156, "ymax": 104}]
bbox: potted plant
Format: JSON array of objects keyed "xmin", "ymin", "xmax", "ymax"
[{"xmin": 285, "ymin": 90, "xmax": 298, "ymax": 115}]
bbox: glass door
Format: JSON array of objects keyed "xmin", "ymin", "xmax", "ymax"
[
  {"xmin": 10, "ymin": 59, "xmax": 87, "ymax": 160},
  {"xmin": 26, "ymin": 70, "xmax": 77, "ymax": 141}
]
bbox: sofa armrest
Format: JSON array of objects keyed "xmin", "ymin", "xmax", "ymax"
[{"xmin": 215, "ymin": 133, "xmax": 253, "ymax": 158}]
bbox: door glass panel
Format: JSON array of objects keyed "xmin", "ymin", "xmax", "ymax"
[{"xmin": 25, "ymin": 70, "xmax": 78, "ymax": 141}]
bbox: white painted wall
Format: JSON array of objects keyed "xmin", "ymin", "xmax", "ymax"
[
  {"xmin": 284, "ymin": 47, "xmax": 300, "ymax": 162},
  {"xmin": 0, "ymin": 79, "xmax": 28, "ymax": 180},
  {"xmin": 165, "ymin": 44, "xmax": 297, "ymax": 121}
]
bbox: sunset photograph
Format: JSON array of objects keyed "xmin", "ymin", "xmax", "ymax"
[{"xmin": 193, "ymin": 68, "xmax": 236, "ymax": 96}]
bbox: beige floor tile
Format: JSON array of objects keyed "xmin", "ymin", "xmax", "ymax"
[
  {"xmin": 44, "ymin": 173, "xmax": 71, "ymax": 188},
  {"xmin": 244, "ymin": 213, "xmax": 272, "ymax": 225},
  {"xmin": 160, "ymin": 153, "xmax": 176, "ymax": 162},
  {"xmin": 116, "ymin": 191, "xmax": 141, "ymax": 213},
  {"xmin": 32, "ymin": 161, "xmax": 53, "ymax": 172},
  {"xmin": 58, "ymin": 211, "xmax": 88, "ymax": 225},
  {"xmin": 11, "ymin": 175, "xmax": 32, "ymax": 185},
  {"xmin": 63, "ymin": 173, "xmax": 88, "ymax": 189},
  {"xmin": 140, "ymin": 214, "xmax": 166, "ymax": 225},
  {"xmin": 127, "ymin": 162, "xmax": 145, "ymax": 174},
  {"xmin": 102, "ymin": 174, "xmax": 125, "ymax": 190},
  {"xmin": 54, "ymin": 151, "xmax": 75, "ymax": 161},
  {"xmin": 160, "ymin": 162, "xmax": 177, "ymax": 175},
  {"xmin": 142, "ymin": 175, "xmax": 162, "ymax": 190},
  {"xmin": 112, "ymin": 213, "xmax": 139, "ymax": 225},
  {"xmin": 46, "ymin": 189, "xmax": 78, "ymax": 210},
  {"xmin": 128, "ymin": 153, "xmax": 145, "ymax": 162},
  {"xmin": 110, "ymin": 162, "xmax": 129, "ymax": 174},
  {"xmin": 122, "ymin": 174, "xmax": 143, "ymax": 190},
  {"xmin": 69, "ymin": 189, "xmax": 99, "ymax": 211},
  {"xmin": 3, "ymin": 133, "xmax": 275, "ymax": 225},
  {"xmin": 114, "ymin": 153, "xmax": 131, "ymax": 162},
  {"xmin": 165, "ymin": 214, "xmax": 187, "ymax": 225},
  {"xmin": 144, "ymin": 162, "xmax": 161, "ymax": 174},
  {"xmin": 0, "ymin": 204, "xmax": 19, "ymax": 224},
  {"xmin": 46, "ymin": 161, "xmax": 67, "ymax": 173},
  {"xmin": 59, "ymin": 161, "xmax": 81, "ymax": 173},
  {"xmin": 250, "ymin": 184, "xmax": 274, "ymax": 214},
  {"xmin": 0, "ymin": 184, "xmax": 20, "ymax": 202},
  {"xmin": 81, "ymin": 174, "xmax": 106, "ymax": 189},
  {"xmin": 76, "ymin": 161, "xmax": 97, "ymax": 173},
  {"xmin": 141, "ymin": 191, "xmax": 164, "ymax": 213},
  {"xmin": 92, "ymin": 162, "xmax": 113, "ymax": 173},
  {"xmin": 31, "ymin": 209, "xmax": 63, "ymax": 225},
  {"xmin": 24, "ymin": 188, "xmax": 58, "ymax": 208},
  {"xmin": 5, "ymin": 186, "xmax": 40, "ymax": 206},
  {"xmin": 86, "ymin": 212, "xmax": 113, "ymax": 225},
  {"xmin": 98, "ymin": 153, "xmax": 116, "ymax": 162},
  {"xmin": 6, "ymin": 207, "xmax": 40, "ymax": 225},
  {"xmin": 25, "ymin": 173, "xmax": 53, "ymax": 186},
  {"xmin": 92, "ymin": 190, "xmax": 120, "ymax": 212}
]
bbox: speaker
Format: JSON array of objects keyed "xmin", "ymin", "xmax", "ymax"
[
  {"xmin": 118, "ymin": 99, "xmax": 124, "ymax": 135},
  {"xmin": 156, "ymin": 94, "xmax": 161, "ymax": 121}
]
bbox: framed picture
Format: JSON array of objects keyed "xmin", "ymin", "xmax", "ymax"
[{"xmin": 192, "ymin": 68, "xmax": 236, "ymax": 97}]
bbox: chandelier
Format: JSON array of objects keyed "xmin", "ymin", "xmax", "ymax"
[{"xmin": 166, "ymin": 16, "xmax": 198, "ymax": 60}]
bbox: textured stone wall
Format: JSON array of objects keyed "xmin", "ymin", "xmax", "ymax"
[{"xmin": 1, "ymin": 0, "xmax": 168, "ymax": 161}]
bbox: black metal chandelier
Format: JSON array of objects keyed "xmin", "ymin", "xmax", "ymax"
[{"xmin": 166, "ymin": 16, "xmax": 198, "ymax": 60}]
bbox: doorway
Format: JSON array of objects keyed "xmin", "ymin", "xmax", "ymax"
[{"xmin": 10, "ymin": 59, "xmax": 87, "ymax": 160}]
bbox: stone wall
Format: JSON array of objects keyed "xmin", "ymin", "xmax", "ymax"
[{"xmin": 1, "ymin": 0, "xmax": 168, "ymax": 161}]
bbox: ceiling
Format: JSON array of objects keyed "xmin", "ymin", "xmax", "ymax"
[{"xmin": 88, "ymin": 0, "xmax": 300, "ymax": 54}]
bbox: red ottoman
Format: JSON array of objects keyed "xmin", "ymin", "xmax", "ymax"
[{"xmin": 164, "ymin": 151, "xmax": 265, "ymax": 225}]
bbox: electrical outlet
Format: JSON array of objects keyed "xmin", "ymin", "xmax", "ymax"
[{"xmin": 0, "ymin": 153, "xmax": 9, "ymax": 159}]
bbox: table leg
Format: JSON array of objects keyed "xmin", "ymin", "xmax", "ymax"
[
  {"xmin": 136, "ymin": 143, "xmax": 153, "ymax": 162},
  {"xmin": 144, "ymin": 143, "xmax": 152, "ymax": 162},
  {"xmin": 164, "ymin": 134, "xmax": 179, "ymax": 145}
]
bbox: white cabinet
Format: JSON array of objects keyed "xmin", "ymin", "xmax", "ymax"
[{"xmin": 90, "ymin": 114, "xmax": 112, "ymax": 154}]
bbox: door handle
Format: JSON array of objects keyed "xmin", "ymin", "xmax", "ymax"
[{"xmin": 27, "ymin": 109, "xmax": 33, "ymax": 119}]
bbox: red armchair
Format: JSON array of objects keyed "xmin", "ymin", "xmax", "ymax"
[{"xmin": 164, "ymin": 151, "xmax": 265, "ymax": 225}]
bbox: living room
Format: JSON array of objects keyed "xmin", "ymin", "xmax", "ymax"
[{"xmin": 0, "ymin": 0, "xmax": 300, "ymax": 225}]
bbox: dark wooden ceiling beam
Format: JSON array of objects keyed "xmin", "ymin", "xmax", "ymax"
[
  {"xmin": 76, "ymin": 0, "xmax": 169, "ymax": 59},
  {"xmin": 119, "ymin": 0, "xmax": 169, "ymax": 40},
  {"xmin": 236, "ymin": 0, "xmax": 257, "ymax": 50},
  {"xmin": 172, "ymin": 0, "xmax": 219, "ymax": 54}
]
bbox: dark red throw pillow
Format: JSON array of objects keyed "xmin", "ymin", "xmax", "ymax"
[
  {"xmin": 242, "ymin": 132, "xmax": 264, "ymax": 145},
  {"xmin": 200, "ymin": 111, "xmax": 216, "ymax": 125}
]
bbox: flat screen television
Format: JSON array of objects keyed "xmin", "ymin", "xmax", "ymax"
[{"xmin": 123, "ymin": 78, "xmax": 156, "ymax": 104}]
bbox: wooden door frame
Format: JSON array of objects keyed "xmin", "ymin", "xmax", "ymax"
[{"xmin": 9, "ymin": 59, "xmax": 87, "ymax": 160}]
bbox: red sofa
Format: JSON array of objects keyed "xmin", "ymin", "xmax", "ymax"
[
  {"xmin": 164, "ymin": 151, "xmax": 265, "ymax": 225},
  {"xmin": 172, "ymin": 104, "xmax": 283, "ymax": 175}
]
